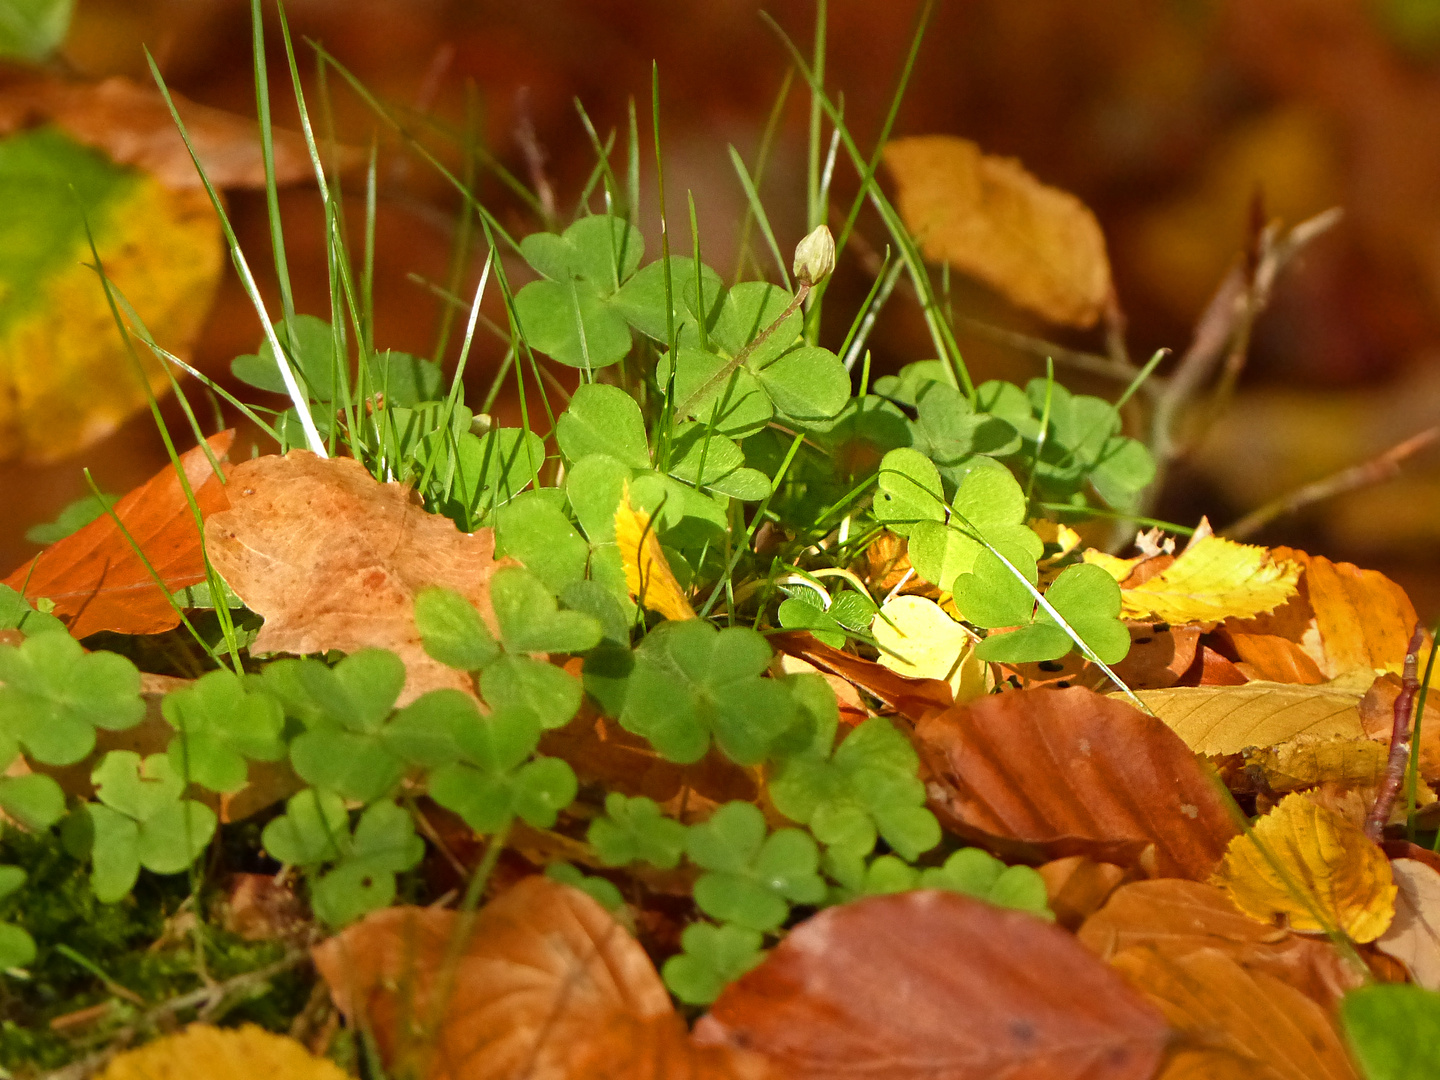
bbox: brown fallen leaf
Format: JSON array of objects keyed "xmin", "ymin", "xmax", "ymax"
[
  {"xmin": 1361, "ymin": 671, "xmax": 1440, "ymax": 780},
  {"xmin": 914, "ymin": 686, "xmax": 1238, "ymax": 879},
  {"xmin": 1036, "ymin": 856, "xmax": 1133, "ymax": 931},
  {"xmin": 769, "ymin": 630, "xmax": 954, "ymax": 717},
  {"xmin": 1375, "ymin": 858, "xmax": 1440, "ymax": 990},
  {"xmin": 1223, "ymin": 630, "xmax": 1326, "ymax": 684},
  {"xmin": 1003, "ymin": 621, "xmax": 1201, "ymax": 692},
  {"xmin": 313, "ymin": 875, "xmax": 770, "ymax": 1080},
  {"xmin": 205, "ymin": 452, "xmax": 503, "ymax": 706},
  {"xmin": 1078, "ymin": 879, "xmax": 1364, "ymax": 1011},
  {"xmin": 697, "ymin": 889, "xmax": 1169, "ymax": 1080},
  {"xmin": 0, "ymin": 73, "xmax": 323, "ymax": 191},
  {"xmin": 2, "ymin": 432, "xmax": 232, "ymax": 638},
  {"xmin": 884, "ymin": 135, "xmax": 1112, "ymax": 328},
  {"xmin": 1109, "ymin": 947, "xmax": 1359, "ymax": 1080}
]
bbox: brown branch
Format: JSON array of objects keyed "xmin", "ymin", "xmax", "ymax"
[
  {"xmin": 1223, "ymin": 427, "xmax": 1440, "ymax": 541},
  {"xmin": 1367, "ymin": 625, "xmax": 1427, "ymax": 842}
]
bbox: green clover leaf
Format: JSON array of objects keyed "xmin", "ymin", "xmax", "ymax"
[
  {"xmin": 262, "ymin": 788, "xmax": 351, "ymax": 866},
  {"xmin": 769, "ymin": 716, "xmax": 940, "ymax": 862},
  {"xmin": 0, "ymin": 632, "xmax": 144, "ymax": 766},
  {"xmin": 452, "ymin": 426, "xmax": 547, "ymax": 526},
  {"xmin": 0, "ymin": 584, "xmax": 66, "ymax": 637},
  {"xmin": 415, "ymin": 587, "xmax": 502, "ymax": 672},
  {"xmin": 661, "ymin": 922, "xmax": 765, "ymax": 1006},
  {"xmin": 971, "ymin": 561, "xmax": 1129, "ymax": 665},
  {"xmin": 479, "ymin": 655, "xmax": 583, "ymax": 731},
  {"xmin": 823, "ymin": 851, "xmax": 921, "ymax": 899},
  {"xmin": 555, "ymin": 383, "xmax": 651, "ymax": 469},
  {"xmin": 544, "ymin": 862, "xmax": 626, "ymax": 913},
  {"xmin": 619, "ymin": 620, "xmax": 794, "ymax": 765},
  {"xmin": 906, "ymin": 464, "xmax": 1043, "ymax": 594},
  {"xmin": 310, "ymin": 800, "xmax": 424, "ymax": 927},
  {"xmin": 494, "ymin": 493, "xmax": 590, "ymax": 596},
  {"xmin": 919, "ymin": 848, "xmax": 1054, "ymax": 920},
  {"xmin": 0, "ymin": 773, "xmax": 65, "ymax": 830},
  {"xmin": 490, "ymin": 566, "xmax": 603, "ymax": 655},
  {"xmin": 161, "ymin": 668, "xmax": 286, "ymax": 793},
  {"xmin": 1341, "ymin": 984, "xmax": 1440, "ymax": 1080},
  {"xmin": 588, "ymin": 793, "xmax": 688, "ymax": 869},
  {"xmin": 0, "ymin": 866, "xmax": 35, "ymax": 969},
  {"xmin": 686, "ymin": 802, "xmax": 825, "ymax": 932}
]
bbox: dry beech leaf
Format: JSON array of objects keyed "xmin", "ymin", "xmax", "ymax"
[
  {"xmin": 914, "ymin": 687, "xmax": 1238, "ymax": 879},
  {"xmin": 1213, "ymin": 792, "xmax": 1395, "ymax": 942},
  {"xmin": 1135, "ymin": 682, "xmax": 1366, "ymax": 757},
  {"xmin": 205, "ymin": 452, "xmax": 502, "ymax": 706},
  {"xmin": 96, "ymin": 1023, "xmax": 348, "ymax": 1080},
  {"xmin": 1118, "ymin": 537, "xmax": 1300, "ymax": 626},
  {"xmin": 3, "ymin": 432, "xmax": 232, "ymax": 637},
  {"xmin": 884, "ymin": 135, "xmax": 1112, "ymax": 328},
  {"xmin": 1109, "ymin": 947, "xmax": 1359, "ymax": 1080},
  {"xmin": 1037, "ymin": 856, "xmax": 1133, "ymax": 931},
  {"xmin": 0, "ymin": 74, "xmax": 325, "ymax": 190},
  {"xmin": 1243, "ymin": 735, "xmax": 1390, "ymax": 793},
  {"xmin": 1375, "ymin": 858, "xmax": 1440, "ymax": 990},
  {"xmin": 698, "ymin": 889, "xmax": 1169, "ymax": 1080},
  {"xmin": 1298, "ymin": 549, "xmax": 1421, "ymax": 678},
  {"xmin": 1078, "ymin": 879, "xmax": 1364, "ymax": 1011},
  {"xmin": 871, "ymin": 594, "xmax": 985, "ymax": 703},
  {"xmin": 314, "ymin": 875, "xmax": 769, "ymax": 1080},
  {"xmin": 614, "ymin": 488, "xmax": 696, "ymax": 622},
  {"xmin": 769, "ymin": 631, "xmax": 954, "ymax": 717},
  {"xmin": 1361, "ymin": 672, "xmax": 1440, "ymax": 780},
  {"xmin": 1224, "ymin": 631, "xmax": 1326, "ymax": 684}
]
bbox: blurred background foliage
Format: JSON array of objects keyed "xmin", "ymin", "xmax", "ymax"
[{"xmin": 2, "ymin": 0, "xmax": 1437, "ymax": 618}]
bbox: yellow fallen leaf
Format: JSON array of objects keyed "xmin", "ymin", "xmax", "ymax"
[
  {"xmin": 1243, "ymin": 735, "xmax": 1390, "ymax": 793},
  {"xmin": 1120, "ymin": 537, "xmax": 1300, "ymax": 625},
  {"xmin": 883, "ymin": 135, "xmax": 1111, "ymax": 328},
  {"xmin": 614, "ymin": 487, "xmax": 695, "ymax": 622},
  {"xmin": 97, "ymin": 1024, "xmax": 348, "ymax": 1080},
  {"xmin": 871, "ymin": 594, "xmax": 985, "ymax": 703},
  {"xmin": 1136, "ymin": 682, "xmax": 1366, "ymax": 757},
  {"xmin": 1213, "ymin": 792, "xmax": 1395, "ymax": 942},
  {"xmin": 1082, "ymin": 549, "xmax": 1145, "ymax": 583}
]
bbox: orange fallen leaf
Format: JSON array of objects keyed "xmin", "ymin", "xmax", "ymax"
[
  {"xmin": 769, "ymin": 630, "xmax": 954, "ymax": 717},
  {"xmin": 1078, "ymin": 879, "xmax": 1364, "ymax": 1011},
  {"xmin": 914, "ymin": 687, "xmax": 1238, "ymax": 879},
  {"xmin": 96, "ymin": 1023, "xmax": 347, "ymax": 1080},
  {"xmin": 1003, "ymin": 621, "xmax": 1202, "ymax": 692},
  {"xmin": 313, "ymin": 875, "xmax": 769, "ymax": 1080},
  {"xmin": 884, "ymin": 135, "xmax": 1112, "ymax": 328},
  {"xmin": 1036, "ymin": 856, "xmax": 1132, "ymax": 931},
  {"xmin": 1213, "ymin": 792, "xmax": 1396, "ymax": 942},
  {"xmin": 3, "ymin": 432, "xmax": 232, "ymax": 638},
  {"xmin": 205, "ymin": 452, "xmax": 502, "ymax": 706},
  {"xmin": 1110, "ymin": 946, "xmax": 1359, "ymax": 1080},
  {"xmin": 698, "ymin": 889, "xmax": 1169, "ymax": 1080}
]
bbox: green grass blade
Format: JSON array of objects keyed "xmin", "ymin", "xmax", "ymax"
[{"xmin": 726, "ymin": 145, "xmax": 790, "ymax": 291}]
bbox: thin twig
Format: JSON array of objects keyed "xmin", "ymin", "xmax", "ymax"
[
  {"xmin": 1223, "ymin": 427, "xmax": 1440, "ymax": 541},
  {"xmin": 1367, "ymin": 625, "xmax": 1427, "ymax": 842}
]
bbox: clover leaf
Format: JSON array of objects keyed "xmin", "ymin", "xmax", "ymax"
[
  {"xmin": 452, "ymin": 426, "xmax": 546, "ymax": 526},
  {"xmin": 0, "ymin": 773, "xmax": 65, "ymax": 830},
  {"xmin": 919, "ymin": 848, "xmax": 1054, "ymax": 920},
  {"xmin": 262, "ymin": 788, "xmax": 351, "ymax": 866},
  {"xmin": 555, "ymin": 383, "xmax": 651, "ymax": 469},
  {"xmin": 544, "ymin": 862, "xmax": 626, "ymax": 913},
  {"xmin": 424, "ymin": 691, "xmax": 576, "ymax": 833},
  {"xmin": 823, "ymin": 851, "xmax": 921, "ymax": 898},
  {"xmin": 686, "ymin": 802, "xmax": 825, "ymax": 932},
  {"xmin": 490, "ymin": 566, "xmax": 603, "ymax": 655},
  {"xmin": 86, "ymin": 751, "xmax": 217, "ymax": 903},
  {"xmin": 770, "ymin": 716, "xmax": 940, "ymax": 862},
  {"xmin": 661, "ymin": 921, "xmax": 765, "ymax": 1006},
  {"xmin": 0, "ymin": 866, "xmax": 34, "ymax": 969},
  {"xmin": 0, "ymin": 584, "xmax": 66, "ymax": 637},
  {"xmin": 777, "ymin": 591, "xmax": 845, "ymax": 650},
  {"xmin": 494, "ymin": 494, "xmax": 590, "ymax": 595},
  {"xmin": 903, "ymin": 462, "xmax": 1044, "ymax": 594},
  {"xmin": 231, "ymin": 313, "xmax": 337, "ymax": 403},
  {"xmin": 310, "ymin": 800, "xmax": 425, "ymax": 927},
  {"xmin": 588, "ymin": 793, "xmax": 688, "ymax": 869},
  {"xmin": 161, "ymin": 668, "xmax": 286, "ymax": 793},
  {"xmin": 0, "ymin": 631, "xmax": 144, "ymax": 766},
  {"xmin": 619, "ymin": 620, "xmax": 794, "ymax": 765},
  {"xmin": 970, "ymin": 560, "xmax": 1130, "ymax": 665},
  {"xmin": 415, "ymin": 587, "xmax": 502, "ymax": 672}
]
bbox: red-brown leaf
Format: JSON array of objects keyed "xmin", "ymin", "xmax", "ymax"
[
  {"xmin": 697, "ymin": 889, "xmax": 1170, "ymax": 1080},
  {"xmin": 3, "ymin": 432, "xmax": 232, "ymax": 638},
  {"xmin": 914, "ymin": 686, "xmax": 1239, "ymax": 878},
  {"xmin": 770, "ymin": 630, "xmax": 954, "ymax": 716}
]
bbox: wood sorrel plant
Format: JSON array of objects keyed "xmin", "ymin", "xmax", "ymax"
[{"xmin": 0, "ymin": 0, "xmax": 1161, "ymax": 1011}]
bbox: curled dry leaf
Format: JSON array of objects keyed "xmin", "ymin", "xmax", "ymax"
[
  {"xmin": 1118, "ymin": 537, "xmax": 1300, "ymax": 626},
  {"xmin": 884, "ymin": 135, "xmax": 1112, "ymax": 328},
  {"xmin": 1036, "ymin": 856, "xmax": 1133, "ymax": 931},
  {"xmin": 1375, "ymin": 858, "xmax": 1440, "ymax": 990},
  {"xmin": 3, "ymin": 433, "xmax": 232, "ymax": 637},
  {"xmin": 914, "ymin": 687, "xmax": 1238, "ymax": 879},
  {"xmin": 205, "ymin": 452, "xmax": 502, "ymax": 706},
  {"xmin": 96, "ymin": 1023, "xmax": 348, "ymax": 1080},
  {"xmin": 698, "ymin": 889, "xmax": 1169, "ymax": 1080},
  {"xmin": 0, "ymin": 73, "xmax": 323, "ymax": 190},
  {"xmin": 769, "ymin": 630, "xmax": 954, "ymax": 717},
  {"xmin": 314, "ymin": 875, "xmax": 769, "ymax": 1080},
  {"xmin": 1078, "ymin": 879, "xmax": 1364, "ymax": 1011},
  {"xmin": 1213, "ymin": 792, "xmax": 1396, "ymax": 943},
  {"xmin": 1109, "ymin": 947, "xmax": 1359, "ymax": 1080}
]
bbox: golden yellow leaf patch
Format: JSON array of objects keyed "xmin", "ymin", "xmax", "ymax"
[
  {"xmin": 1135, "ymin": 681, "xmax": 1365, "ymax": 757},
  {"xmin": 1213, "ymin": 792, "xmax": 1395, "ymax": 942},
  {"xmin": 1119, "ymin": 536, "xmax": 1300, "ymax": 625},
  {"xmin": 614, "ymin": 488, "xmax": 696, "ymax": 622},
  {"xmin": 871, "ymin": 594, "xmax": 986, "ymax": 703},
  {"xmin": 97, "ymin": 1024, "xmax": 348, "ymax": 1080}
]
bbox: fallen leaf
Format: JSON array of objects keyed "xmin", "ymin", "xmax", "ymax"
[
  {"xmin": 1118, "ymin": 537, "xmax": 1300, "ymax": 626},
  {"xmin": 2, "ymin": 433, "xmax": 232, "ymax": 637},
  {"xmin": 1083, "ymin": 549, "xmax": 1148, "ymax": 583},
  {"xmin": 1302, "ymin": 551, "xmax": 1422, "ymax": 678},
  {"xmin": 313, "ymin": 875, "xmax": 768, "ymax": 1080},
  {"xmin": 1361, "ymin": 672, "xmax": 1440, "ymax": 781},
  {"xmin": 1375, "ymin": 858, "xmax": 1440, "ymax": 990},
  {"xmin": 769, "ymin": 631, "xmax": 954, "ymax": 718},
  {"xmin": 884, "ymin": 135, "xmax": 1112, "ymax": 328},
  {"xmin": 1110, "ymin": 947, "xmax": 1359, "ymax": 1080},
  {"xmin": 96, "ymin": 1023, "xmax": 348, "ymax": 1080},
  {"xmin": 1213, "ymin": 792, "xmax": 1396, "ymax": 942},
  {"xmin": 871, "ymin": 594, "xmax": 985, "ymax": 703},
  {"xmin": 220, "ymin": 873, "xmax": 309, "ymax": 944},
  {"xmin": 205, "ymin": 452, "xmax": 503, "ymax": 706},
  {"xmin": 1244, "ymin": 736, "xmax": 1391, "ymax": 793},
  {"xmin": 1078, "ymin": 879, "xmax": 1364, "ymax": 1010},
  {"xmin": 914, "ymin": 686, "xmax": 1238, "ymax": 879},
  {"xmin": 1223, "ymin": 631, "xmax": 1326, "ymax": 684},
  {"xmin": 697, "ymin": 889, "xmax": 1169, "ymax": 1080},
  {"xmin": 1136, "ymin": 682, "xmax": 1367, "ymax": 757},
  {"xmin": 1036, "ymin": 856, "xmax": 1132, "ymax": 931},
  {"xmin": 1003, "ymin": 621, "xmax": 1201, "ymax": 692},
  {"xmin": 615, "ymin": 488, "xmax": 696, "ymax": 623}
]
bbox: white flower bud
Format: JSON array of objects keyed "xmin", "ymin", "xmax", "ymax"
[{"xmin": 792, "ymin": 224, "xmax": 836, "ymax": 286}]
